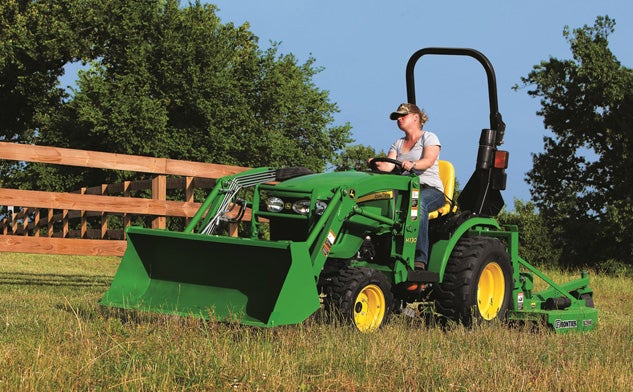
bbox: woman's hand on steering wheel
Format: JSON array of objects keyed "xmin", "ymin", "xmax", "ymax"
[{"xmin": 368, "ymin": 157, "xmax": 405, "ymax": 174}]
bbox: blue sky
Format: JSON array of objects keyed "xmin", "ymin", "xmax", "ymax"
[{"xmin": 210, "ymin": 0, "xmax": 633, "ymax": 209}]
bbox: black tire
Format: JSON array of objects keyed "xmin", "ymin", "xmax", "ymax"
[
  {"xmin": 432, "ymin": 236, "xmax": 513, "ymax": 327},
  {"xmin": 324, "ymin": 267, "xmax": 394, "ymax": 332}
]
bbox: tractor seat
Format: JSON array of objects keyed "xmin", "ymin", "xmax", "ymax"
[{"xmin": 428, "ymin": 160, "xmax": 456, "ymax": 220}]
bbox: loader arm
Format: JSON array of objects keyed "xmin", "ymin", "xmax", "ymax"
[{"xmin": 184, "ymin": 167, "xmax": 278, "ymax": 235}]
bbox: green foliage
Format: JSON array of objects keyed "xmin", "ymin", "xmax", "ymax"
[
  {"xmin": 1, "ymin": 0, "xmax": 77, "ymax": 142},
  {"xmin": 497, "ymin": 199, "xmax": 561, "ymax": 267},
  {"xmin": 0, "ymin": 0, "xmax": 107, "ymax": 140},
  {"xmin": 332, "ymin": 144, "xmax": 381, "ymax": 172},
  {"xmin": 517, "ymin": 16, "xmax": 633, "ymax": 267},
  {"xmin": 598, "ymin": 259, "xmax": 633, "ymax": 278},
  {"xmin": 1, "ymin": 0, "xmax": 351, "ymax": 191}
]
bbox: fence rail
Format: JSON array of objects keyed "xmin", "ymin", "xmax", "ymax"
[{"xmin": 0, "ymin": 142, "xmax": 248, "ymax": 256}]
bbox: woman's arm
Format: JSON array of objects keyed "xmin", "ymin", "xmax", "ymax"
[
  {"xmin": 369, "ymin": 151, "xmax": 398, "ymax": 172},
  {"xmin": 404, "ymin": 145, "xmax": 440, "ymax": 171}
]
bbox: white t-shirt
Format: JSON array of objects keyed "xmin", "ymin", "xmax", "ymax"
[{"xmin": 389, "ymin": 131, "xmax": 444, "ymax": 192}]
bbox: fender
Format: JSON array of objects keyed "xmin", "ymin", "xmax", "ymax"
[{"xmin": 427, "ymin": 216, "xmax": 501, "ymax": 282}]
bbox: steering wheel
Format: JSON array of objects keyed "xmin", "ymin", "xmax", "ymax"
[{"xmin": 368, "ymin": 157, "xmax": 405, "ymax": 174}]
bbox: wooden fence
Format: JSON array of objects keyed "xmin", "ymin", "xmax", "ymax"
[{"xmin": 0, "ymin": 142, "xmax": 248, "ymax": 257}]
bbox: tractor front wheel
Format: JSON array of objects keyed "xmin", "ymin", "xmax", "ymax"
[
  {"xmin": 432, "ymin": 236, "xmax": 513, "ymax": 327},
  {"xmin": 324, "ymin": 267, "xmax": 393, "ymax": 332}
]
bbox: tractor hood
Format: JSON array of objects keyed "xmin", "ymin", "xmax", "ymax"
[{"xmin": 272, "ymin": 170, "xmax": 416, "ymax": 200}]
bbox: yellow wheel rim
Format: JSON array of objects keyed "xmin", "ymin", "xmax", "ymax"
[
  {"xmin": 477, "ymin": 262, "xmax": 506, "ymax": 320},
  {"xmin": 353, "ymin": 284, "xmax": 386, "ymax": 332}
]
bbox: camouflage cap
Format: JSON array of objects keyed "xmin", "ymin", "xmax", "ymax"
[{"xmin": 389, "ymin": 103, "xmax": 422, "ymax": 120}]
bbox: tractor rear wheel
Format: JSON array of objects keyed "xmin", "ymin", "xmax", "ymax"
[
  {"xmin": 324, "ymin": 267, "xmax": 393, "ymax": 332},
  {"xmin": 432, "ymin": 236, "xmax": 512, "ymax": 327}
]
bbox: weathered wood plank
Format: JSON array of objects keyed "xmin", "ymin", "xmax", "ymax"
[
  {"xmin": 0, "ymin": 141, "xmax": 247, "ymax": 177},
  {"xmin": 0, "ymin": 236, "xmax": 127, "ymax": 256},
  {"xmin": 0, "ymin": 188, "xmax": 201, "ymax": 217}
]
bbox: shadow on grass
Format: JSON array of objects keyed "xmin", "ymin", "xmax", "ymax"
[
  {"xmin": 55, "ymin": 301, "xmax": 178, "ymax": 325},
  {"xmin": 0, "ymin": 271, "xmax": 112, "ymax": 287}
]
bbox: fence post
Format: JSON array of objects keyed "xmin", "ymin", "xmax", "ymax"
[
  {"xmin": 22, "ymin": 208, "xmax": 29, "ymax": 236},
  {"xmin": 11, "ymin": 207, "xmax": 16, "ymax": 235},
  {"xmin": 80, "ymin": 187, "xmax": 87, "ymax": 238},
  {"xmin": 123, "ymin": 180, "xmax": 131, "ymax": 239},
  {"xmin": 62, "ymin": 209, "xmax": 69, "ymax": 237},
  {"xmin": 152, "ymin": 175, "xmax": 166, "ymax": 229},
  {"xmin": 34, "ymin": 209, "xmax": 40, "ymax": 237},
  {"xmin": 185, "ymin": 176, "xmax": 194, "ymax": 226},
  {"xmin": 100, "ymin": 184, "xmax": 108, "ymax": 238},
  {"xmin": 48, "ymin": 208, "xmax": 53, "ymax": 237}
]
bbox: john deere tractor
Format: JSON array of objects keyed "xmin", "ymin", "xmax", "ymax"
[{"xmin": 101, "ymin": 48, "xmax": 597, "ymax": 333}]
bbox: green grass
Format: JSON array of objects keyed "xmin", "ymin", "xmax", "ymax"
[{"xmin": 1, "ymin": 253, "xmax": 632, "ymax": 391}]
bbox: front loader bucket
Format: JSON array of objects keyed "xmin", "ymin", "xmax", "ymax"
[{"xmin": 100, "ymin": 227, "xmax": 320, "ymax": 327}]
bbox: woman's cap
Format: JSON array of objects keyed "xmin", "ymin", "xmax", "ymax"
[{"xmin": 389, "ymin": 103, "xmax": 422, "ymax": 120}]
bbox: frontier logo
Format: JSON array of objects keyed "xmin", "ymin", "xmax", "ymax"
[{"xmin": 554, "ymin": 319, "xmax": 578, "ymax": 329}]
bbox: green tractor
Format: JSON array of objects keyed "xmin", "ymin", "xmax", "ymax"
[{"xmin": 101, "ymin": 48, "xmax": 597, "ymax": 333}]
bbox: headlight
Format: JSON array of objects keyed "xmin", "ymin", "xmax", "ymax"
[
  {"xmin": 266, "ymin": 197, "xmax": 284, "ymax": 212},
  {"xmin": 292, "ymin": 200, "xmax": 311, "ymax": 215},
  {"xmin": 291, "ymin": 200, "xmax": 328, "ymax": 215}
]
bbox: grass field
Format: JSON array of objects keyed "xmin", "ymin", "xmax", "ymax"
[{"xmin": 1, "ymin": 253, "xmax": 632, "ymax": 391}]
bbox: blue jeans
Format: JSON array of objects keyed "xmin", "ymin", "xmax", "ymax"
[{"xmin": 416, "ymin": 187, "xmax": 446, "ymax": 265}]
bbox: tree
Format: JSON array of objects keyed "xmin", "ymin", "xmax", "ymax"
[
  {"xmin": 518, "ymin": 16, "xmax": 633, "ymax": 266},
  {"xmin": 3, "ymin": 0, "xmax": 351, "ymax": 191},
  {"xmin": 497, "ymin": 200, "xmax": 560, "ymax": 267},
  {"xmin": 0, "ymin": 0, "xmax": 98, "ymax": 143},
  {"xmin": 0, "ymin": 0, "xmax": 112, "ymax": 186},
  {"xmin": 333, "ymin": 144, "xmax": 381, "ymax": 172}
]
